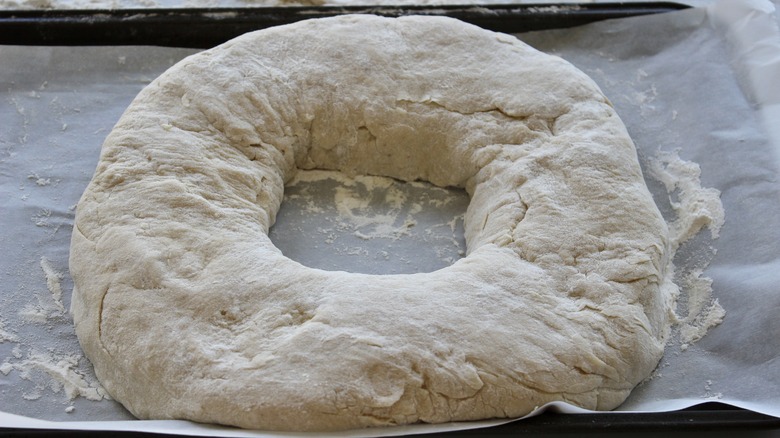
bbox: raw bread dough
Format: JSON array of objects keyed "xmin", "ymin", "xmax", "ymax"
[{"xmin": 69, "ymin": 15, "xmax": 673, "ymax": 431}]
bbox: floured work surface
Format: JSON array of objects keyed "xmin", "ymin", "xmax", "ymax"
[{"xmin": 1, "ymin": 2, "xmax": 779, "ymax": 434}]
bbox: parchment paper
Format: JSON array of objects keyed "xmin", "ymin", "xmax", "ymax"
[{"xmin": 1, "ymin": 0, "xmax": 779, "ymax": 435}]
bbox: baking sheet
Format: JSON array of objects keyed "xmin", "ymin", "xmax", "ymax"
[
  {"xmin": 0, "ymin": 4, "xmax": 693, "ymax": 47},
  {"xmin": 1, "ymin": 0, "xmax": 780, "ymax": 435},
  {"xmin": 0, "ymin": 0, "xmax": 724, "ymax": 9}
]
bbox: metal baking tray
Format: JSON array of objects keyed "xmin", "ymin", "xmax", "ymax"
[
  {"xmin": 2, "ymin": 2, "xmax": 687, "ymax": 47},
  {"xmin": 0, "ymin": 2, "xmax": 778, "ymax": 436},
  {"xmin": 2, "ymin": 403, "xmax": 779, "ymax": 436}
]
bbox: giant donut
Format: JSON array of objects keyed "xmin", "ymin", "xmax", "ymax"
[{"xmin": 70, "ymin": 15, "xmax": 673, "ymax": 431}]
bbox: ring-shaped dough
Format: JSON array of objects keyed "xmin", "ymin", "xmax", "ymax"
[{"xmin": 70, "ymin": 15, "xmax": 672, "ymax": 431}]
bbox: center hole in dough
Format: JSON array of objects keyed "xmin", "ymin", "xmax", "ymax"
[{"xmin": 268, "ymin": 169, "xmax": 469, "ymax": 274}]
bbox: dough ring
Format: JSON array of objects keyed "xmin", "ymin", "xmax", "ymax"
[{"xmin": 70, "ymin": 15, "xmax": 673, "ymax": 431}]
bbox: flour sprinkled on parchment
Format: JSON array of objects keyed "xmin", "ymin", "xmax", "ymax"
[
  {"xmin": 1, "ymin": 257, "xmax": 110, "ymax": 408},
  {"xmin": 40, "ymin": 257, "xmax": 66, "ymax": 314},
  {"xmin": 649, "ymin": 149, "xmax": 725, "ymax": 246},
  {"xmin": 269, "ymin": 169, "xmax": 468, "ymax": 274},
  {"xmin": 2, "ymin": 350, "xmax": 109, "ymax": 402},
  {"xmin": 648, "ymin": 149, "xmax": 726, "ymax": 351},
  {"xmin": 0, "ymin": 319, "xmax": 19, "ymax": 344},
  {"xmin": 17, "ymin": 258, "xmax": 67, "ymax": 323}
]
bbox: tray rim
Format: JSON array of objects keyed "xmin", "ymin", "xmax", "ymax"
[{"xmin": 0, "ymin": 1, "xmax": 690, "ymax": 48}]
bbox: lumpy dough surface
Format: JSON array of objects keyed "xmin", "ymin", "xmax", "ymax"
[{"xmin": 69, "ymin": 15, "xmax": 673, "ymax": 431}]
